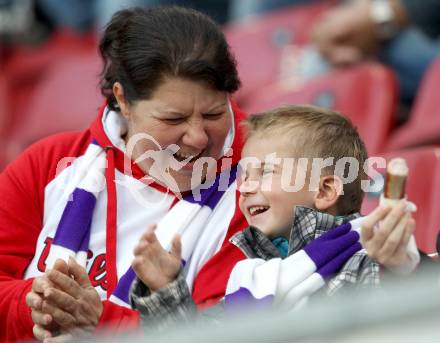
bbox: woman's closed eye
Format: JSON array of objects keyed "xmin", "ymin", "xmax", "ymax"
[
  {"xmin": 159, "ymin": 112, "xmax": 223, "ymax": 124},
  {"xmin": 202, "ymin": 112, "xmax": 224, "ymax": 120},
  {"xmin": 162, "ymin": 117, "xmax": 186, "ymax": 125}
]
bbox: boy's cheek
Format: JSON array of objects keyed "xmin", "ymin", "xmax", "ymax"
[{"xmin": 238, "ymin": 197, "xmax": 246, "ymax": 218}]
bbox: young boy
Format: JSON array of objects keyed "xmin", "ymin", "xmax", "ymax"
[{"xmin": 130, "ymin": 105, "xmax": 417, "ymax": 325}]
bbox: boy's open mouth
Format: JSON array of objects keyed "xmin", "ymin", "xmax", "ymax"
[{"xmin": 248, "ymin": 206, "xmax": 270, "ymax": 216}]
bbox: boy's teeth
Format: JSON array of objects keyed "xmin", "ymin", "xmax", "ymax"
[{"xmin": 249, "ymin": 206, "xmax": 269, "ymax": 216}]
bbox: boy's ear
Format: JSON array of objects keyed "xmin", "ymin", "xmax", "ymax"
[
  {"xmin": 112, "ymin": 82, "xmax": 130, "ymax": 118},
  {"xmin": 314, "ymin": 175, "xmax": 343, "ymax": 213}
]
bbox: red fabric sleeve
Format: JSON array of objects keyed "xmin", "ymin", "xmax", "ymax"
[
  {"xmin": 0, "ymin": 141, "xmax": 52, "ymax": 342},
  {"xmin": 0, "ymin": 130, "xmax": 142, "ymax": 342},
  {"xmin": 0, "ymin": 132, "xmax": 90, "ymax": 342},
  {"xmin": 96, "ymin": 301, "xmax": 140, "ymax": 333}
]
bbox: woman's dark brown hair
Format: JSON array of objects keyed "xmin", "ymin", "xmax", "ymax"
[{"xmin": 99, "ymin": 6, "xmax": 241, "ymax": 111}]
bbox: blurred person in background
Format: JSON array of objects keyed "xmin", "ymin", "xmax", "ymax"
[
  {"xmin": 312, "ymin": 0, "xmax": 440, "ymax": 106},
  {"xmin": 0, "ymin": 0, "xmax": 48, "ymax": 46}
]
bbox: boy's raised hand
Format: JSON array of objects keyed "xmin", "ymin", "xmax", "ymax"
[
  {"xmin": 361, "ymin": 201, "xmax": 416, "ymax": 269},
  {"xmin": 132, "ymin": 224, "xmax": 182, "ymax": 291}
]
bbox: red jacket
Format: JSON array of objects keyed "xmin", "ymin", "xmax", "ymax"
[{"xmin": 0, "ymin": 102, "xmax": 248, "ymax": 342}]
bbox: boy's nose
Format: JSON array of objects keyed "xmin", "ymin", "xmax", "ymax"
[{"xmin": 238, "ymin": 178, "xmax": 260, "ymax": 195}]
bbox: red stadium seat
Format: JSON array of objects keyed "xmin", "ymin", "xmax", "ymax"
[
  {"xmin": 361, "ymin": 146, "xmax": 440, "ymax": 254},
  {"xmin": 4, "ymin": 29, "xmax": 97, "ymax": 82},
  {"xmin": 386, "ymin": 57, "xmax": 440, "ymax": 150},
  {"xmin": 2, "ymin": 29, "xmax": 98, "ymax": 140},
  {"xmin": 242, "ymin": 62, "xmax": 398, "ymax": 154},
  {"xmin": 4, "ymin": 52, "xmax": 103, "ymax": 165},
  {"xmin": 224, "ymin": 2, "xmax": 333, "ymax": 103}
]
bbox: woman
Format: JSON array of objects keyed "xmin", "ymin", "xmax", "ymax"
[
  {"xmin": 0, "ymin": 6, "xmax": 247, "ymax": 342},
  {"xmin": 0, "ymin": 5, "xmax": 417, "ymax": 343}
]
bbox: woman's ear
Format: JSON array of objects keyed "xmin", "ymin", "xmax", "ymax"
[
  {"xmin": 113, "ymin": 82, "xmax": 130, "ymax": 118},
  {"xmin": 314, "ymin": 175, "xmax": 343, "ymax": 214}
]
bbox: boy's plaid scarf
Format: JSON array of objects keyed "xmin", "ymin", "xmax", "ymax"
[
  {"xmin": 226, "ymin": 206, "xmax": 379, "ymax": 310},
  {"xmin": 289, "ymin": 206, "xmax": 379, "ymax": 295}
]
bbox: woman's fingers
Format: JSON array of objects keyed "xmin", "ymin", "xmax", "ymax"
[
  {"xmin": 43, "ymin": 287, "xmax": 77, "ymax": 314},
  {"xmin": 46, "ymin": 269, "xmax": 80, "ymax": 299},
  {"xmin": 27, "ymin": 276, "xmax": 58, "ymax": 340},
  {"xmin": 53, "ymin": 259, "xmax": 69, "ymax": 275},
  {"xmin": 41, "ymin": 300, "xmax": 76, "ymax": 328},
  {"xmin": 31, "ymin": 275, "xmax": 53, "ymax": 295},
  {"xmin": 31, "ymin": 308, "xmax": 53, "ymax": 327},
  {"xmin": 26, "ymin": 291, "xmax": 43, "ymax": 310},
  {"xmin": 27, "ymin": 276, "xmax": 52, "ymax": 328},
  {"xmin": 33, "ymin": 324, "xmax": 52, "ymax": 341},
  {"xmin": 68, "ymin": 257, "xmax": 91, "ymax": 287}
]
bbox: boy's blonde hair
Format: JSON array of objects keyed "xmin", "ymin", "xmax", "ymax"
[{"xmin": 243, "ymin": 105, "xmax": 368, "ymax": 215}]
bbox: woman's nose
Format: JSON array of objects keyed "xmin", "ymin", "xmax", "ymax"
[{"xmin": 182, "ymin": 119, "xmax": 209, "ymax": 149}]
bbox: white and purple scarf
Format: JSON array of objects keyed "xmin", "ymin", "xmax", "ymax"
[
  {"xmin": 225, "ymin": 216, "xmax": 365, "ymax": 312},
  {"xmin": 225, "ymin": 204, "xmax": 419, "ymax": 312},
  {"xmin": 44, "ymin": 108, "xmax": 239, "ymax": 308}
]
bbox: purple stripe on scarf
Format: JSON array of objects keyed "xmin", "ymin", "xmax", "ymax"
[
  {"xmin": 91, "ymin": 138, "xmax": 99, "ymax": 145},
  {"xmin": 225, "ymin": 287, "xmax": 274, "ymax": 311},
  {"xmin": 183, "ymin": 165, "xmax": 237, "ymax": 210},
  {"xmin": 53, "ymin": 188, "xmax": 96, "ymax": 251},
  {"xmin": 317, "ymin": 242, "xmax": 362, "ymax": 279},
  {"xmin": 303, "ymin": 223, "xmax": 360, "ymax": 268},
  {"xmin": 112, "ymin": 267, "xmax": 136, "ymax": 304},
  {"xmin": 79, "ymin": 226, "xmax": 91, "ymax": 252}
]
